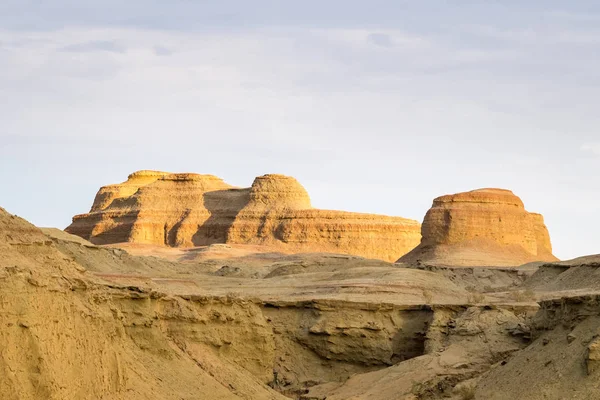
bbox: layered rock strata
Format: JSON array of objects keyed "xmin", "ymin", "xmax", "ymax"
[
  {"xmin": 399, "ymin": 188, "xmax": 558, "ymax": 267},
  {"xmin": 66, "ymin": 171, "xmax": 421, "ymax": 261}
]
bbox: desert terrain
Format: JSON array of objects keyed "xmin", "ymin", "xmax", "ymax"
[{"xmin": 1, "ymin": 172, "xmax": 599, "ymax": 399}]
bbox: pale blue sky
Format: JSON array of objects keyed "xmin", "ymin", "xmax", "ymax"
[{"xmin": 1, "ymin": 1, "xmax": 599, "ymax": 259}]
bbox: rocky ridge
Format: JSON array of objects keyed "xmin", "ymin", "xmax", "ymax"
[{"xmin": 66, "ymin": 171, "xmax": 421, "ymax": 262}]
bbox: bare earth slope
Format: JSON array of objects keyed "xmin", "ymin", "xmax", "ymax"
[
  {"xmin": 0, "ymin": 207, "xmax": 286, "ymax": 400},
  {"xmin": 66, "ymin": 171, "xmax": 421, "ymax": 262},
  {"xmin": 399, "ymin": 188, "xmax": 558, "ymax": 267},
  {"xmin": 6, "ymin": 205, "xmax": 600, "ymax": 400},
  {"xmin": 304, "ymin": 257, "xmax": 600, "ymax": 400},
  {"xmin": 474, "ymin": 294, "xmax": 600, "ymax": 400}
]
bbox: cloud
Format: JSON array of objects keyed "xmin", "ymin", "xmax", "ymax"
[
  {"xmin": 367, "ymin": 33, "xmax": 394, "ymax": 47},
  {"xmin": 153, "ymin": 45, "xmax": 173, "ymax": 56},
  {"xmin": 59, "ymin": 40, "xmax": 125, "ymax": 53},
  {"xmin": 581, "ymin": 143, "xmax": 600, "ymax": 156},
  {"xmin": 464, "ymin": 24, "xmax": 600, "ymax": 46},
  {"xmin": 312, "ymin": 28, "xmax": 428, "ymax": 50},
  {"xmin": 546, "ymin": 10, "xmax": 600, "ymax": 22}
]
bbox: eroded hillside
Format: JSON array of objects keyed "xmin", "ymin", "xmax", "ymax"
[
  {"xmin": 0, "ymin": 207, "xmax": 285, "ymax": 400},
  {"xmin": 3, "ymin": 206, "xmax": 600, "ymax": 399}
]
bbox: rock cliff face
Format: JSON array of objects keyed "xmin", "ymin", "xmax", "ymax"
[
  {"xmin": 66, "ymin": 171, "xmax": 421, "ymax": 262},
  {"xmin": 399, "ymin": 188, "xmax": 558, "ymax": 267}
]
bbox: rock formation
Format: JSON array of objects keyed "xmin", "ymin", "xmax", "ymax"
[
  {"xmin": 398, "ymin": 188, "xmax": 558, "ymax": 267},
  {"xmin": 66, "ymin": 171, "xmax": 421, "ymax": 262},
  {"xmin": 0, "ymin": 206, "xmax": 287, "ymax": 400}
]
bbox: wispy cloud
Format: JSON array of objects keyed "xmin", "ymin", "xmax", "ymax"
[
  {"xmin": 581, "ymin": 143, "xmax": 600, "ymax": 156},
  {"xmin": 546, "ymin": 10, "xmax": 600, "ymax": 22},
  {"xmin": 463, "ymin": 24, "xmax": 600, "ymax": 46},
  {"xmin": 310, "ymin": 28, "xmax": 429, "ymax": 50},
  {"xmin": 59, "ymin": 40, "xmax": 125, "ymax": 53},
  {"xmin": 153, "ymin": 45, "xmax": 172, "ymax": 56},
  {"xmin": 367, "ymin": 33, "xmax": 394, "ymax": 48}
]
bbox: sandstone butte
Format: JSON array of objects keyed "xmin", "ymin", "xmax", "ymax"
[
  {"xmin": 66, "ymin": 170, "xmax": 421, "ymax": 262},
  {"xmin": 398, "ymin": 188, "xmax": 559, "ymax": 267}
]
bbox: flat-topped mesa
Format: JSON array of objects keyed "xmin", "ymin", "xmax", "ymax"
[
  {"xmin": 66, "ymin": 171, "xmax": 421, "ymax": 261},
  {"xmin": 90, "ymin": 170, "xmax": 170, "ymax": 212},
  {"xmin": 398, "ymin": 188, "xmax": 558, "ymax": 267},
  {"xmin": 68, "ymin": 171, "xmax": 241, "ymax": 247},
  {"xmin": 227, "ymin": 175, "xmax": 420, "ymax": 261}
]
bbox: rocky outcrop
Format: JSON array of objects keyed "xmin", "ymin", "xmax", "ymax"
[
  {"xmin": 89, "ymin": 170, "xmax": 171, "ymax": 212},
  {"xmin": 304, "ymin": 305, "xmax": 532, "ymax": 400},
  {"xmin": 66, "ymin": 171, "xmax": 421, "ymax": 262},
  {"xmin": 0, "ymin": 206, "xmax": 287, "ymax": 400},
  {"xmin": 473, "ymin": 294, "xmax": 600, "ymax": 400},
  {"xmin": 399, "ymin": 188, "xmax": 558, "ymax": 267}
]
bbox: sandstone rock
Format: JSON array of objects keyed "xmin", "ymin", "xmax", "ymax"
[
  {"xmin": 304, "ymin": 306, "xmax": 530, "ymax": 400},
  {"xmin": 245, "ymin": 174, "xmax": 312, "ymax": 210},
  {"xmin": 89, "ymin": 170, "xmax": 170, "ymax": 212},
  {"xmin": 66, "ymin": 171, "xmax": 421, "ymax": 262},
  {"xmin": 474, "ymin": 297, "xmax": 600, "ymax": 400},
  {"xmin": 587, "ymin": 336, "xmax": 600, "ymax": 375},
  {"xmin": 399, "ymin": 188, "xmax": 558, "ymax": 267}
]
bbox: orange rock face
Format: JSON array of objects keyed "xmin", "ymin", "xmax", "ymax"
[
  {"xmin": 66, "ymin": 171, "xmax": 421, "ymax": 262},
  {"xmin": 398, "ymin": 188, "xmax": 558, "ymax": 267}
]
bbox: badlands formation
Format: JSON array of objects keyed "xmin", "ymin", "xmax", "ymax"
[
  {"xmin": 5, "ymin": 176, "xmax": 600, "ymax": 400},
  {"xmin": 400, "ymin": 188, "xmax": 558, "ymax": 267},
  {"xmin": 66, "ymin": 171, "xmax": 421, "ymax": 262}
]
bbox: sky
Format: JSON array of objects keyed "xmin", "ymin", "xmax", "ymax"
[{"xmin": 1, "ymin": 1, "xmax": 599, "ymax": 260}]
